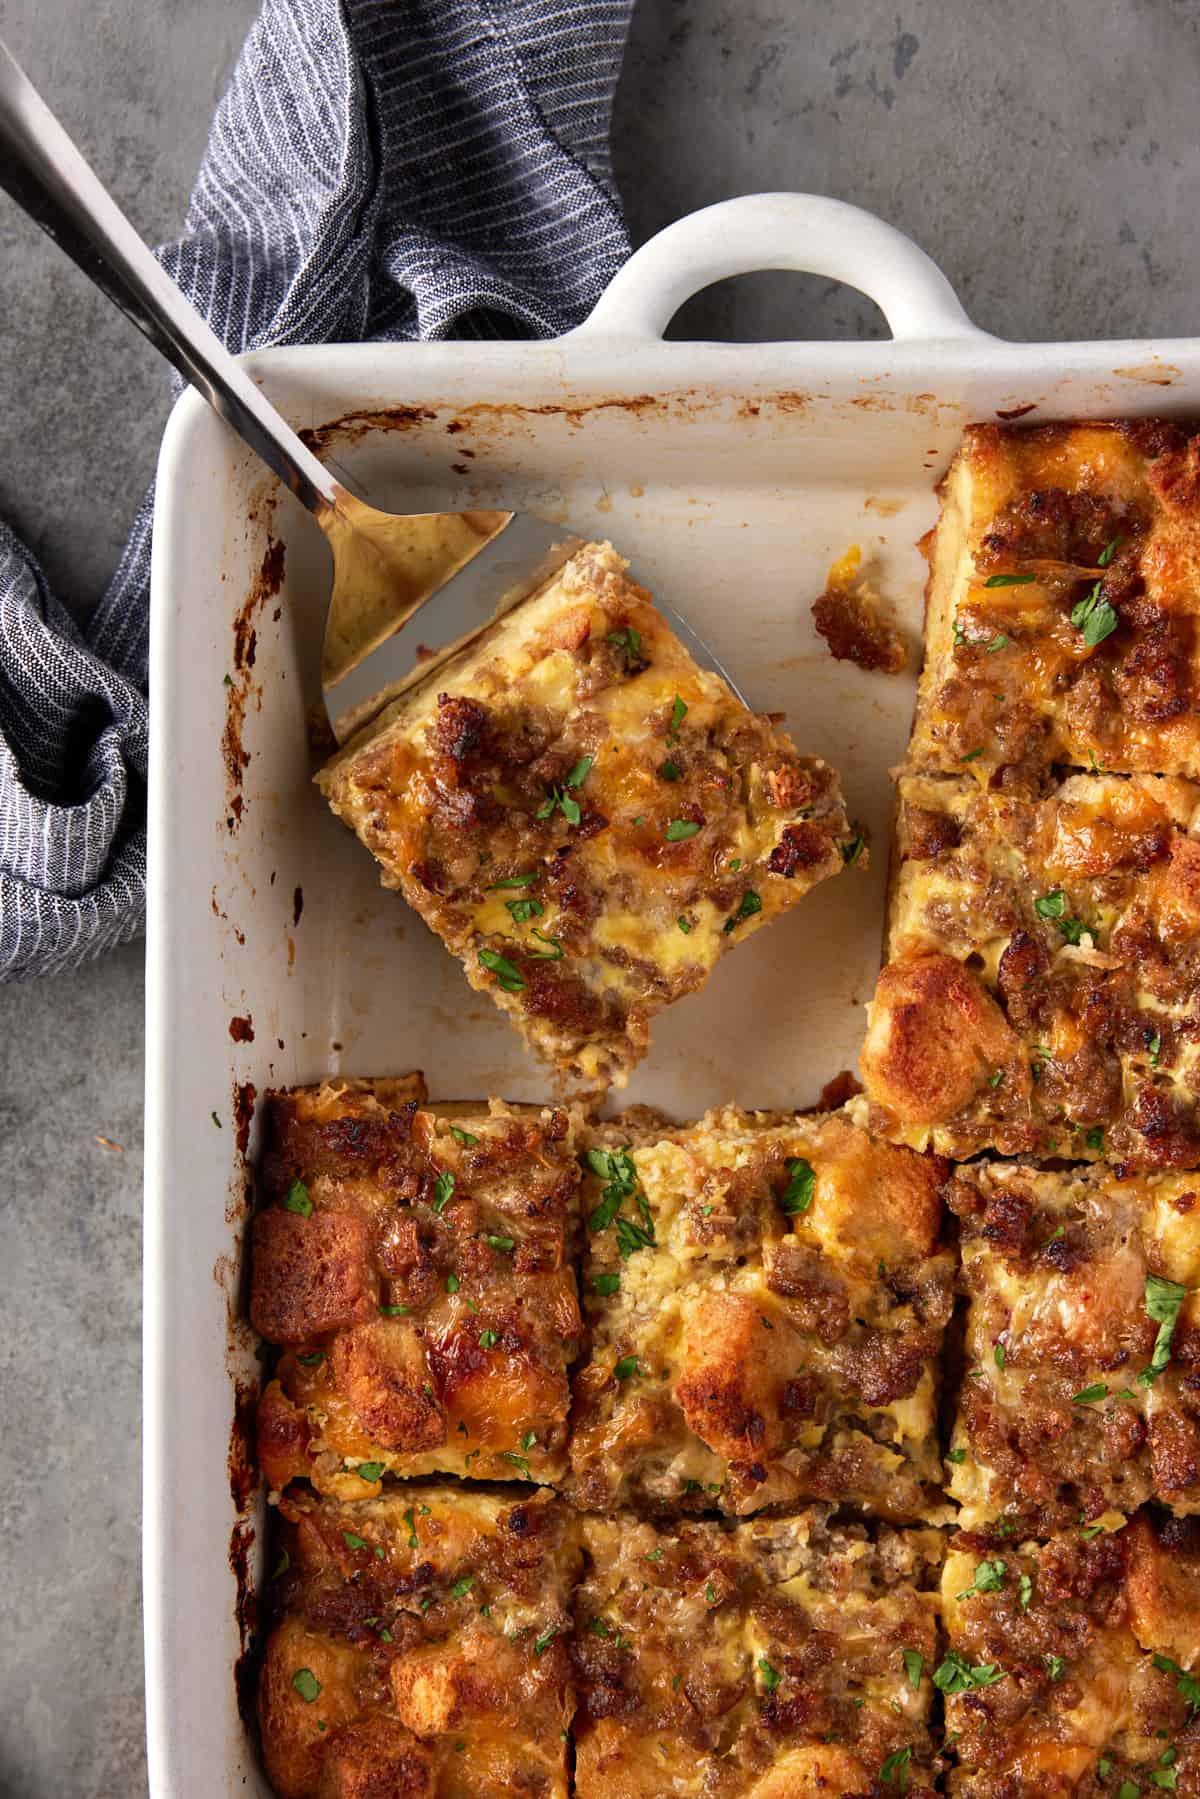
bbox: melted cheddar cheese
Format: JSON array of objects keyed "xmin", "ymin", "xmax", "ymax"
[
  {"xmin": 568, "ymin": 1108, "xmax": 953, "ymax": 1521},
  {"xmin": 318, "ymin": 543, "xmax": 851, "ymax": 1090}
]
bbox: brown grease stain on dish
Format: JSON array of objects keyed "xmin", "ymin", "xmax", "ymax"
[
  {"xmin": 229, "ymin": 1376, "xmax": 259, "ymax": 1510},
  {"xmin": 863, "ymin": 495, "xmax": 905, "ymax": 517},
  {"xmin": 234, "ymin": 1080, "xmax": 258, "ymax": 1155},
  {"xmin": 1112, "ymin": 362, "xmax": 1180, "ymax": 386},
  {"xmin": 293, "ymin": 885, "xmax": 304, "ymax": 927},
  {"xmin": 996, "ymin": 402, "xmax": 1038, "ymax": 420},
  {"xmin": 230, "ymin": 1519, "xmax": 260, "ymax": 1728},
  {"xmin": 230, "ymin": 1014, "xmax": 255, "ymax": 1043},
  {"xmin": 222, "ymin": 534, "xmax": 286, "ymax": 832}
]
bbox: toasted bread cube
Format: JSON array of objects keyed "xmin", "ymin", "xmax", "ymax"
[
  {"xmin": 858, "ymin": 770, "xmax": 1200, "ymax": 1165},
  {"xmin": 944, "ymin": 1159, "xmax": 1200, "ymax": 1529},
  {"xmin": 910, "ymin": 420, "xmax": 1200, "ymax": 783},
  {"xmin": 568, "ymin": 1108, "xmax": 953, "ymax": 1521},
  {"xmin": 258, "ymin": 1484, "xmax": 577, "ymax": 1799},
  {"xmin": 318, "ymin": 542, "xmax": 851, "ymax": 1090},
  {"xmin": 940, "ymin": 1517, "xmax": 1200, "ymax": 1796},
  {"xmin": 250, "ymin": 1081, "xmax": 581, "ymax": 1491},
  {"xmin": 572, "ymin": 1508, "xmax": 941, "ymax": 1798}
]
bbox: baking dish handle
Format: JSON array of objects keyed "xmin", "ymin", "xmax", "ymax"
[{"xmin": 578, "ymin": 193, "xmax": 988, "ymax": 343}]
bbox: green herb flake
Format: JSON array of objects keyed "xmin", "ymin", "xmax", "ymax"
[
  {"xmin": 506, "ymin": 896, "xmax": 544, "ymax": 924},
  {"xmin": 1071, "ymin": 582, "xmax": 1120, "ymax": 647},
  {"xmin": 1098, "ymin": 1760, "xmax": 1111, "ymax": 1779},
  {"xmin": 485, "ymin": 872, "xmax": 536, "ymax": 890},
  {"xmin": 607, "ymin": 626, "xmax": 642, "ymax": 662},
  {"xmin": 659, "ymin": 759, "xmax": 682, "ymax": 781},
  {"xmin": 297, "ymin": 1350, "xmax": 324, "ymax": 1367},
  {"xmin": 986, "ymin": 633, "xmax": 1010, "ymax": 652},
  {"xmin": 1138, "ymin": 1273, "xmax": 1190, "ymax": 1385},
  {"xmin": 665, "ymin": 819, "xmax": 701, "ymax": 841},
  {"xmin": 758, "ymin": 1657, "xmax": 782, "ymax": 1693},
  {"xmin": 486, "ymin": 1234, "xmax": 516, "ymax": 1252},
  {"xmin": 403, "ymin": 1508, "xmax": 419, "ymax": 1549},
  {"xmin": 450, "ymin": 1126, "xmax": 479, "ymax": 1147},
  {"xmin": 284, "ymin": 1179, "xmax": 312, "ymax": 1217},
  {"xmin": 1153, "ymin": 1653, "xmax": 1200, "ymax": 1715},
  {"xmin": 1019, "ymin": 1573, "xmax": 1034, "ymax": 1612},
  {"xmin": 1116, "ymin": 1783, "xmax": 1140, "ymax": 1799},
  {"xmin": 723, "ymin": 890, "xmax": 763, "ymax": 934},
  {"xmin": 432, "ymin": 1170, "xmax": 456, "ymax": 1214},
  {"xmin": 565, "ymin": 755, "xmax": 593, "ymax": 789},
  {"xmin": 1151, "ymin": 1771, "xmax": 1178, "ymax": 1792},
  {"xmin": 479, "ymin": 1330, "xmax": 499, "ymax": 1350},
  {"xmin": 880, "ymin": 1745, "xmax": 912, "ymax": 1790},
  {"xmin": 677, "ymin": 915, "xmax": 692, "ymax": 934},
  {"xmin": 932, "ymin": 1649, "xmax": 1006, "ymax": 1693},
  {"xmin": 961, "ymin": 747, "xmax": 984, "ymax": 762},
  {"xmin": 1073, "ymin": 1383, "xmax": 1108, "ymax": 1404},
  {"xmin": 903, "ymin": 1649, "xmax": 924, "ymax": 1689},
  {"xmin": 946, "ymin": 1447, "xmax": 967, "ymax": 1465},
  {"xmin": 558, "ymin": 790, "xmax": 582, "ymax": 827},
  {"xmin": 478, "ymin": 947, "xmax": 525, "ymax": 993},
  {"xmin": 593, "ymin": 1272, "xmax": 620, "ymax": 1296},
  {"xmin": 291, "ymin": 1668, "xmax": 322, "ymax": 1703},
  {"xmin": 1035, "ymin": 888, "xmax": 1067, "ymax": 920},
  {"xmin": 1148, "ymin": 1032, "xmax": 1162, "ymax": 1068},
  {"xmin": 271, "ymin": 1550, "xmax": 290, "ymax": 1580},
  {"xmin": 956, "ymin": 1558, "xmax": 1006, "ymax": 1601},
  {"xmin": 994, "ymin": 1342, "xmax": 1007, "ymax": 1370},
  {"xmin": 379, "ymin": 1304, "xmax": 408, "ymax": 1317},
  {"xmin": 446, "ymin": 1273, "xmax": 461, "ymax": 1294},
  {"xmin": 614, "ymin": 1355, "xmax": 639, "ymax": 1381},
  {"xmin": 1098, "ymin": 535, "xmax": 1123, "ymax": 567},
  {"xmin": 984, "ymin": 572, "xmax": 1035, "ymax": 587},
  {"xmin": 988, "ymin": 1069, "xmax": 1005, "ymax": 1088},
  {"xmin": 1046, "ymin": 1654, "xmax": 1065, "ymax": 1681},
  {"xmin": 521, "ymin": 1430, "xmax": 537, "ymax": 1451},
  {"xmin": 533, "ymin": 1627, "xmax": 557, "ymax": 1656},
  {"xmin": 778, "ymin": 1156, "xmax": 816, "ymax": 1216},
  {"xmin": 353, "ymin": 1461, "xmax": 384, "ymax": 1482},
  {"xmin": 451, "ymin": 1576, "xmax": 474, "ymax": 1599},
  {"xmin": 669, "ymin": 695, "xmax": 687, "ymax": 737},
  {"xmin": 341, "ymin": 1530, "xmax": 370, "ymax": 1553},
  {"xmin": 1081, "ymin": 1524, "xmax": 1105, "ymax": 1541},
  {"xmin": 528, "ymin": 927, "xmax": 564, "ymax": 959},
  {"xmin": 841, "ymin": 832, "xmax": 866, "ymax": 866}
]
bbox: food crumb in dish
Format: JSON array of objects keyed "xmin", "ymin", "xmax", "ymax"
[{"xmin": 811, "ymin": 543, "xmax": 907, "ymax": 673}]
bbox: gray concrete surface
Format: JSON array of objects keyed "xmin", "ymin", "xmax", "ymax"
[{"xmin": 2, "ymin": 1, "xmax": 1199, "ymax": 1793}]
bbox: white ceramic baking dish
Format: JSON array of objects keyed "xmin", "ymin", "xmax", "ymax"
[{"xmin": 142, "ymin": 191, "xmax": 1200, "ymax": 1796}]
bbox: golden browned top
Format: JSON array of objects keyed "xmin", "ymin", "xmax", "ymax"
[
  {"xmin": 258, "ymin": 1483, "xmax": 578, "ymax": 1799},
  {"xmin": 910, "ymin": 419, "xmax": 1200, "ymax": 782},
  {"xmin": 250, "ymin": 1079, "xmax": 582, "ymax": 1494},
  {"xmin": 941, "ymin": 1515, "xmax": 1200, "ymax": 1797},
  {"xmin": 572, "ymin": 1508, "xmax": 941, "ymax": 1799},
  {"xmin": 318, "ymin": 542, "xmax": 850, "ymax": 1090},
  {"xmin": 859, "ymin": 771, "xmax": 1200, "ymax": 1166},
  {"xmin": 567, "ymin": 1109, "xmax": 953, "ymax": 1522},
  {"xmin": 944, "ymin": 1159, "xmax": 1200, "ymax": 1530}
]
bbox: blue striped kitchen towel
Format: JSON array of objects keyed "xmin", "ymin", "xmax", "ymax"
[{"xmin": 0, "ymin": 0, "xmax": 632, "ymax": 979}]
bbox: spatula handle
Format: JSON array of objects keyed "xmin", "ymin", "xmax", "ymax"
[{"xmin": 0, "ymin": 37, "xmax": 339, "ymax": 515}]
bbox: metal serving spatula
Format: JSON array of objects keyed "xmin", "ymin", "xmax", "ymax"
[{"xmin": 0, "ymin": 40, "xmax": 743, "ymax": 745}]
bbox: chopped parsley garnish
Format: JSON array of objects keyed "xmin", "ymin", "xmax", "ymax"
[
  {"xmin": 533, "ymin": 1627, "xmax": 558, "ymax": 1655},
  {"xmin": 486, "ymin": 1234, "xmax": 515, "ymax": 1252},
  {"xmin": 956, "ymin": 1558, "xmax": 1006, "ymax": 1600},
  {"xmin": 1153, "ymin": 1654, "xmax": 1200, "ymax": 1715},
  {"xmin": 758, "ymin": 1657, "xmax": 782, "ymax": 1692},
  {"xmin": 723, "ymin": 890, "xmax": 762, "ymax": 933},
  {"xmin": 1034, "ymin": 887, "xmax": 1087, "ymax": 943},
  {"xmin": 961, "ymin": 747, "xmax": 984, "ymax": 761},
  {"xmin": 669, "ymin": 695, "xmax": 687, "ymax": 737},
  {"xmin": 284, "ymin": 1179, "xmax": 311, "ymax": 1217},
  {"xmin": 727, "ymin": 857, "xmax": 742, "ymax": 872},
  {"xmin": 903, "ymin": 1649, "xmax": 924, "ymax": 1689},
  {"xmin": 1045, "ymin": 1654, "xmax": 1065, "ymax": 1681},
  {"xmin": 521, "ymin": 1430, "xmax": 537, "ymax": 1450},
  {"xmin": 841, "ymin": 832, "xmax": 866, "ymax": 866},
  {"xmin": 705, "ymin": 1583, "xmax": 718, "ymax": 1604},
  {"xmin": 558, "ymin": 788, "xmax": 581, "ymax": 826},
  {"xmin": 403, "ymin": 1507, "xmax": 418, "ymax": 1548},
  {"xmin": 291, "ymin": 1668, "xmax": 321, "ymax": 1703},
  {"xmin": 379, "ymin": 1304, "xmax": 408, "ymax": 1316},
  {"xmin": 506, "ymin": 896, "xmax": 544, "ymax": 923},
  {"xmin": 1084, "ymin": 1125, "xmax": 1105, "ymax": 1152},
  {"xmin": 946, "ymin": 1447, "xmax": 967, "ymax": 1464},
  {"xmin": 1148, "ymin": 1031, "xmax": 1162, "ymax": 1067},
  {"xmin": 778, "ymin": 1156, "xmax": 816, "ymax": 1215},
  {"xmin": 485, "ymin": 872, "xmax": 536, "ymax": 889},
  {"xmin": 1098, "ymin": 534, "xmax": 1123, "ymax": 566},
  {"xmin": 565, "ymin": 755, "xmax": 593, "ymax": 788},
  {"xmin": 588, "ymin": 1617, "xmax": 610, "ymax": 1637},
  {"xmin": 478, "ymin": 947, "xmax": 525, "ymax": 992},
  {"xmin": 879, "ymin": 1746, "xmax": 912, "ymax": 1789},
  {"xmin": 1117, "ymin": 1782, "xmax": 1141, "ymax": 1799},
  {"xmin": 1019, "ymin": 1572, "xmax": 1034, "ymax": 1611},
  {"xmin": 451, "ymin": 1126, "xmax": 478, "ymax": 1146},
  {"xmin": 1080, "ymin": 1524, "xmax": 1105, "ymax": 1540},
  {"xmin": 659, "ymin": 758, "xmax": 682, "ymax": 781},
  {"xmin": 1071, "ymin": 581, "xmax": 1120, "ymax": 647},
  {"xmin": 677, "ymin": 915, "xmax": 692, "ymax": 934},
  {"xmin": 528, "ymin": 928, "xmax": 564, "ymax": 959},
  {"xmin": 984, "ymin": 572, "xmax": 1035, "ymax": 587},
  {"xmin": 593, "ymin": 1272, "xmax": 620, "ymax": 1296},
  {"xmin": 933, "ymin": 1651, "xmax": 1006, "ymax": 1694},
  {"xmin": 1138, "ymin": 1273, "xmax": 1189, "ymax": 1385},
  {"xmin": 994, "ymin": 1343, "xmax": 1006, "ymax": 1370},
  {"xmin": 445, "ymin": 1273, "xmax": 461, "ymax": 1294},
  {"xmin": 271, "ymin": 1550, "xmax": 290, "ymax": 1579},
  {"xmin": 353, "ymin": 1461, "xmax": 384, "ymax": 1482},
  {"xmin": 297, "ymin": 1350, "xmax": 324, "ymax": 1366},
  {"xmin": 586, "ymin": 1147, "xmax": 656, "ymax": 1260},
  {"xmin": 607, "ymin": 626, "xmax": 642, "ymax": 663},
  {"xmin": 613, "ymin": 1355, "xmax": 639, "ymax": 1381},
  {"xmin": 342, "ymin": 1532, "xmax": 368, "ymax": 1551},
  {"xmin": 1073, "ymin": 1383, "xmax": 1108, "ymax": 1404},
  {"xmin": 432, "ymin": 1170, "xmax": 456, "ymax": 1213},
  {"xmin": 451, "ymin": 1576, "xmax": 474, "ymax": 1598},
  {"xmin": 479, "ymin": 1329, "xmax": 499, "ymax": 1349},
  {"xmin": 986, "ymin": 632, "xmax": 1009, "ymax": 652},
  {"xmin": 988, "ymin": 1069, "xmax": 1005, "ymax": 1088},
  {"xmin": 665, "ymin": 818, "xmax": 700, "ymax": 841}
]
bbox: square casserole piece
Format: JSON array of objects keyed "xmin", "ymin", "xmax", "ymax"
[
  {"xmin": 317, "ymin": 542, "xmax": 851, "ymax": 1089},
  {"xmin": 940, "ymin": 1513, "xmax": 1200, "ymax": 1796},
  {"xmin": 251, "ymin": 1079, "xmax": 582, "ymax": 1494},
  {"xmin": 568, "ymin": 1106, "xmax": 954, "ymax": 1521},
  {"xmin": 258, "ymin": 1482, "xmax": 578, "ymax": 1799},
  {"xmin": 572, "ymin": 1508, "xmax": 942, "ymax": 1799},
  {"xmin": 944, "ymin": 1159, "xmax": 1200, "ymax": 1529},
  {"xmin": 858, "ymin": 770, "xmax": 1200, "ymax": 1165},
  {"xmin": 908, "ymin": 419, "xmax": 1200, "ymax": 784}
]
